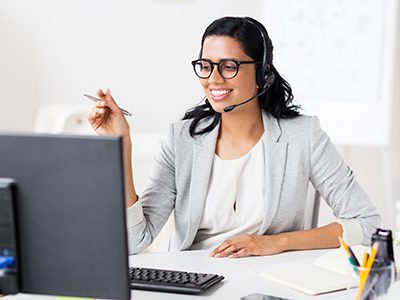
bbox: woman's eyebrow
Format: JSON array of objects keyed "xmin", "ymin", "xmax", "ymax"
[{"xmin": 200, "ymin": 57, "xmax": 241, "ymax": 62}]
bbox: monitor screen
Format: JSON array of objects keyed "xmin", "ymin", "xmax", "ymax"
[{"xmin": 0, "ymin": 133, "xmax": 130, "ymax": 300}]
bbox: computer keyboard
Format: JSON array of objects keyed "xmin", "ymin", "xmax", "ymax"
[{"xmin": 129, "ymin": 267, "xmax": 224, "ymax": 294}]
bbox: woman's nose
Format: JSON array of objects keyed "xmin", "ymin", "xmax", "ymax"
[{"xmin": 208, "ymin": 66, "xmax": 225, "ymax": 84}]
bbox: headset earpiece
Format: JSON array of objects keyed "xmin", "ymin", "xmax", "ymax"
[
  {"xmin": 263, "ymin": 72, "xmax": 275, "ymax": 90},
  {"xmin": 243, "ymin": 17, "xmax": 274, "ymax": 92}
]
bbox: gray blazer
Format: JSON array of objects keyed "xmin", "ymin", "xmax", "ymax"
[{"xmin": 127, "ymin": 111, "xmax": 380, "ymax": 254}]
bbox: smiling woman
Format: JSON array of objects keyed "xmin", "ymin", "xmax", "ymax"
[{"xmin": 87, "ymin": 16, "xmax": 380, "ymax": 258}]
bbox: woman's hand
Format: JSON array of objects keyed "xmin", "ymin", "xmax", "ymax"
[
  {"xmin": 209, "ymin": 234, "xmax": 286, "ymax": 258},
  {"xmin": 87, "ymin": 88, "xmax": 130, "ymax": 138}
]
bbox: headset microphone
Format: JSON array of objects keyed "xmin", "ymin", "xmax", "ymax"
[{"xmin": 223, "ymin": 72, "xmax": 275, "ymax": 113}]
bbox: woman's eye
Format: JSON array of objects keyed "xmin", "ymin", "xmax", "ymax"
[{"xmin": 223, "ymin": 65, "xmax": 237, "ymax": 71}]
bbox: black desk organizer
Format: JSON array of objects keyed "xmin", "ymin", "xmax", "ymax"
[{"xmin": 0, "ymin": 179, "xmax": 20, "ymax": 295}]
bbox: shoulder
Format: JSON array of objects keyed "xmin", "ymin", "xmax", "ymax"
[
  {"xmin": 278, "ymin": 114, "xmax": 317, "ymax": 129},
  {"xmin": 277, "ymin": 114, "xmax": 323, "ymax": 141},
  {"xmin": 170, "ymin": 118, "xmax": 192, "ymax": 136},
  {"xmin": 169, "ymin": 116, "xmax": 215, "ymax": 143},
  {"xmin": 168, "ymin": 118, "xmax": 194, "ymax": 143}
]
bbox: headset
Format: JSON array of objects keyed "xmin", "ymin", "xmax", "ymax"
[{"xmin": 222, "ymin": 17, "xmax": 275, "ymax": 112}]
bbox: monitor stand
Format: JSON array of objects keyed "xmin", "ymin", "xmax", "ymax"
[{"xmin": 0, "ymin": 178, "xmax": 20, "ymax": 295}]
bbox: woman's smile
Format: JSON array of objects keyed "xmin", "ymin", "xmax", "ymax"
[{"xmin": 209, "ymin": 88, "xmax": 233, "ymax": 101}]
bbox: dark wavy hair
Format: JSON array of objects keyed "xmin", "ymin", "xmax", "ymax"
[{"xmin": 183, "ymin": 16, "xmax": 301, "ymax": 137}]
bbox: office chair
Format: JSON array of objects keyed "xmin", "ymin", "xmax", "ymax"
[{"xmin": 34, "ymin": 103, "xmax": 94, "ymax": 134}]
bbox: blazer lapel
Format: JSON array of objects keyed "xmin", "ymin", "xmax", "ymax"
[
  {"xmin": 258, "ymin": 112, "xmax": 288, "ymax": 234},
  {"xmin": 181, "ymin": 119, "xmax": 220, "ymax": 249}
]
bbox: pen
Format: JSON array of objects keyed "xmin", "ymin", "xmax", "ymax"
[
  {"xmin": 339, "ymin": 236, "xmax": 360, "ymax": 266},
  {"xmin": 84, "ymin": 94, "xmax": 132, "ymax": 117}
]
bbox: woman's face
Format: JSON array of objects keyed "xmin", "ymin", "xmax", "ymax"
[{"xmin": 199, "ymin": 36, "xmax": 259, "ymax": 114}]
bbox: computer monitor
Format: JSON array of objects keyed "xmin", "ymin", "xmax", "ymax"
[{"xmin": 0, "ymin": 133, "xmax": 131, "ymax": 300}]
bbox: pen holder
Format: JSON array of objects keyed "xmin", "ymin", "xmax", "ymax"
[{"xmin": 353, "ymin": 262, "xmax": 396, "ymax": 300}]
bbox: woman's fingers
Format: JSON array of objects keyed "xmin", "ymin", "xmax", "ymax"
[
  {"xmin": 87, "ymin": 113, "xmax": 97, "ymax": 128},
  {"xmin": 229, "ymin": 248, "xmax": 248, "ymax": 259},
  {"xmin": 210, "ymin": 240, "xmax": 231, "ymax": 257},
  {"xmin": 211, "ymin": 243, "xmax": 252, "ymax": 259},
  {"xmin": 95, "ymin": 100, "xmax": 107, "ymax": 108},
  {"xmin": 104, "ymin": 88, "xmax": 124, "ymax": 114},
  {"xmin": 96, "ymin": 88, "xmax": 124, "ymax": 115},
  {"xmin": 97, "ymin": 88, "xmax": 106, "ymax": 99},
  {"xmin": 215, "ymin": 243, "xmax": 244, "ymax": 257},
  {"xmin": 88, "ymin": 105, "xmax": 110, "ymax": 130},
  {"xmin": 91, "ymin": 106, "xmax": 106, "ymax": 117}
]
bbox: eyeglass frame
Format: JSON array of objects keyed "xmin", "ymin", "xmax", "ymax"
[{"xmin": 191, "ymin": 58, "xmax": 261, "ymax": 79}]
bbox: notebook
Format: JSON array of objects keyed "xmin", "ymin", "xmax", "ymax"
[{"xmin": 259, "ymin": 246, "xmax": 366, "ymax": 295}]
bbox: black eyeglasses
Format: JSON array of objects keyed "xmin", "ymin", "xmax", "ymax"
[{"xmin": 191, "ymin": 58, "xmax": 260, "ymax": 79}]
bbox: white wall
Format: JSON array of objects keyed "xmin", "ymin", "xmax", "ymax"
[
  {"xmin": 0, "ymin": 0, "xmax": 263, "ymax": 134},
  {"xmin": 342, "ymin": 4, "xmax": 400, "ymax": 229}
]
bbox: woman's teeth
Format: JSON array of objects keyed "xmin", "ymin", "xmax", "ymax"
[{"xmin": 211, "ymin": 89, "xmax": 232, "ymax": 96}]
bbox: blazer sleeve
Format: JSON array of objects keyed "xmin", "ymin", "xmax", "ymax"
[
  {"xmin": 308, "ymin": 116, "xmax": 381, "ymax": 245},
  {"xmin": 127, "ymin": 123, "xmax": 176, "ymax": 254}
]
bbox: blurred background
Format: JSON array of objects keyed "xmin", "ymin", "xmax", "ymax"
[{"xmin": 1, "ymin": 0, "xmax": 399, "ymax": 243}]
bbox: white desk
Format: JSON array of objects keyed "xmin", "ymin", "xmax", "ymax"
[
  {"xmin": 3, "ymin": 249, "xmax": 400, "ymax": 300},
  {"xmin": 128, "ymin": 249, "xmax": 352, "ymax": 300}
]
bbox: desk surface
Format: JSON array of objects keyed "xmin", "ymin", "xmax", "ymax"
[
  {"xmin": 128, "ymin": 249, "xmax": 352, "ymax": 300},
  {"xmin": 4, "ymin": 249, "xmax": 400, "ymax": 300}
]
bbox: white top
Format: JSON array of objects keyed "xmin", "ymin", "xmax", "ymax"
[{"xmin": 191, "ymin": 136, "xmax": 265, "ymax": 250}]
